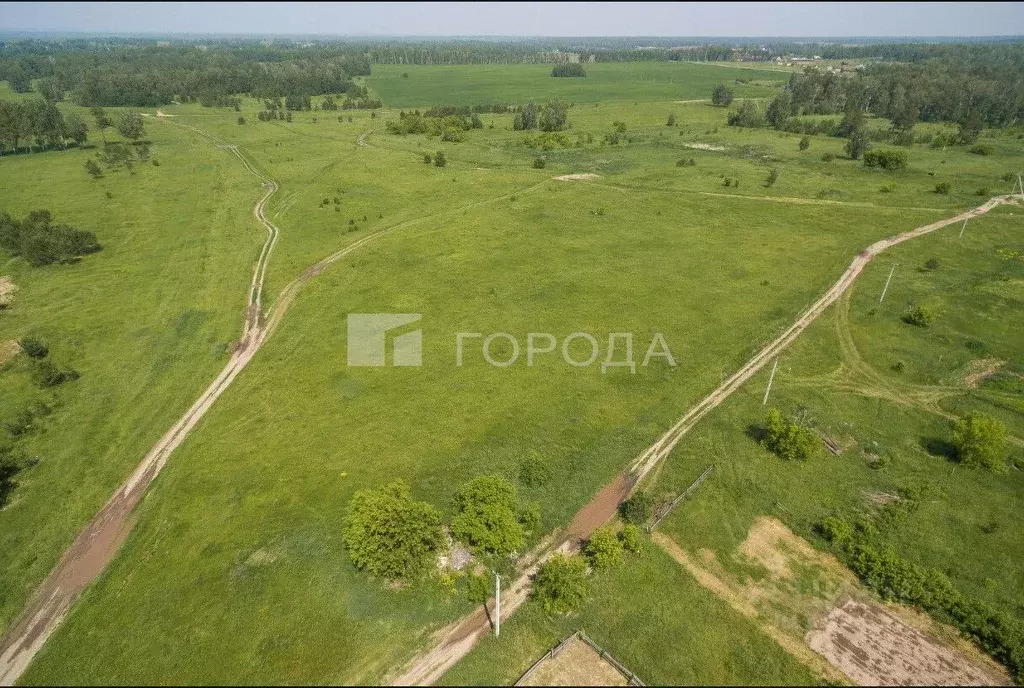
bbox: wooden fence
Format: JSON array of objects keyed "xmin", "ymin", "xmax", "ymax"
[
  {"xmin": 514, "ymin": 629, "xmax": 644, "ymax": 686},
  {"xmin": 648, "ymin": 464, "xmax": 714, "ymax": 532}
]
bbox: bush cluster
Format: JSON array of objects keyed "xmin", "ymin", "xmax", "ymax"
[{"xmin": 0, "ymin": 209, "xmax": 101, "ymax": 267}]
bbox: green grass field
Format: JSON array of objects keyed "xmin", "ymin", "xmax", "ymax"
[{"xmin": 1, "ymin": 61, "xmax": 1022, "ymax": 685}]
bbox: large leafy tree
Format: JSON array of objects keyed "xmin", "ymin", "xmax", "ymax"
[
  {"xmin": 952, "ymin": 414, "xmax": 1007, "ymax": 472},
  {"xmin": 342, "ymin": 481, "xmax": 445, "ymax": 579},
  {"xmin": 762, "ymin": 408, "xmax": 820, "ymax": 461},
  {"xmin": 533, "ymin": 554, "xmax": 589, "ymax": 614},
  {"xmin": 711, "ymin": 83, "xmax": 734, "ymax": 107},
  {"xmin": 116, "ymin": 110, "xmax": 145, "ymax": 142},
  {"xmin": 451, "ymin": 475, "xmax": 524, "ymax": 556}
]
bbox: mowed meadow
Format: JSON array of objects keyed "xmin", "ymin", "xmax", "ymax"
[{"xmin": 1, "ymin": 58, "xmax": 1022, "ymax": 684}]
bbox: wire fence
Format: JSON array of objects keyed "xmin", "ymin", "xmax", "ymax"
[
  {"xmin": 514, "ymin": 629, "xmax": 644, "ymax": 686},
  {"xmin": 648, "ymin": 464, "xmax": 714, "ymax": 532}
]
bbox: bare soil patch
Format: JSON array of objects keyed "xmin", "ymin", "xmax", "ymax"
[
  {"xmin": 963, "ymin": 358, "xmax": 1004, "ymax": 387},
  {"xmin": 807, "ymin": 599, "xmax": 1011, "ymax": 686},
  {"xmin": 0, "ymin": 340, "xmax": 19, "ymax": 366},
  {"xmin": 655, "ymin": 517, "xmax": 1009, "ymax": 685},
  {"xmin": 682, "ymin": 142, "xmax": 726, "ymax": 151},
  {"xmin": 0, "ymin": 276, "xmax": 17, "ymax": 309},
  {"xmin": 519, "ymin": 634, "xmax": 628, "ymax": 686},
  {"xmin": 553, "ymin": 173, "xmax": 599, "ymax": 181}
]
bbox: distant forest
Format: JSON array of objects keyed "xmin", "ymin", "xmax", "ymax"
[{"xmin": 0, "ymin": 37, "xmax": 1021, "ymax": 127}]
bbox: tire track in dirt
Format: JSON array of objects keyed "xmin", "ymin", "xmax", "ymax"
[
  {"xmin": 388, "ymin": 194, "xmax": 1020, "ymax": 686},
  {"xmin": 0, "ymin": 122, "xmax": 552, "ymax": 686}
]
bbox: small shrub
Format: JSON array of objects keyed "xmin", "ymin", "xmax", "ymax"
[
  {"xmin": 821, "ymin": 152, "xmax": 835, "ymax": 162},
  {"xmin": 518, "ymin": 455, "xmax": 552, "ymax": 487},
  {"xmin": 798, "ymin": 136, "xmax": 810, "ymax": 151},
  {"xmin": 924, "ymin": 258, "xmax": 941, "ymax": 271},
  {"xmin": 892, "ymin": 360, "xmax": 905, "ymax": 373},
  {"xmin": 863, "ymin": 148, "xmax": 908, "ymax": 171},
  {"xmin": 934, "ymin": 181, "xmax": 951, "ymax": 194},
  {"xmin": 237, "ymin": 116, "xmax": 245, "ymax": 125},
  {"xmin": 19, "ymin": 337, "xmax": 48, "ymax": 359},
  {"xmin": 584, "ymin": 526, "xmax": 624, "ymax": 571},
  {"xmin": 764, "ymin": 167, "xmax": 779, "ymax": 187},
  {"xmin": 879, "ymin": 183, "xmax": 896, "ymax": 193},
  {"xmin": 976, "ymin": 187, "xmax": 990, "ymax": 197},
  {"xmin": 762, "ymin": 408, "xmax": 820, "ymax": 461},
  {"xmin": 619, "ymin": 523, "xmax": 644, "ymax": 554},
  {"xmin": 533, "ymin": 554, "xmax": 589, "ymax": 613},
  {"xmin": 666, "ymin": 113, "xmax": 676, "ymax": 127},
  {"xmin": 902, "ymin": 305, "xmax": 934, "ymax": 327},
  {"xmin": 31, "ymin": 359, "xmax": 79, "ymax": 388},
  {"xmin": 620, "ymin": 491, "xmax": 653, "ymax": 525},
  {"xmin": 723, "ymin": 177, "xmax": 732, "ymax": 187},
  {"xmin": 423, "ymin": 153, "xmax": 432, "ymax": 164},
  {"xmin": 969, "ymin": 144, "xmax": 994, "ymax": 156},
  {"xmin": 532, "ymin": 157, "xmax": 546, "ymax": 169},
  {"xmin": 818, "ymin": 516, "xmax": 853, "ymax": 544},
  {"xmin": 434, "ymin": 151, "xmax": 447, "ymax": 167},
  {"xmin": 152, "ymin": 159, "xmax": 160, "ymax": 166}
]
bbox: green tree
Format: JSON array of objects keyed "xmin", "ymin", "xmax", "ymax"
[
  {"xmin": 423, "ymin": 152, "xmax": 432, "ymax": 164},
  {"xmin": 952, "ymin": 414, "xmax": 1007, "ymax": 471},
  {"xmin": 764, "ymin": 167, "xmax": 780, "ymax": 187},
  {"xmin": 765, "ymin": 91, "xmax": 792, "ymax": 129},
  {"xmin": 65, "ymin": 113, "xmax": 88, "ymax": 146},
  {"xmin": 846, "ymin": 127, "xmax": 869, "ymax": 160},
  {"xmin": 711, "ymin": 83, "xmax": 734, "ymax": 107},
  {"xmin": 342, "ymin": 481, "xmax": 445, "ymax": 579},
  {"xmin": 91, "ymin": 106, "xmax": 111, "ymax": 144},
  {"xmin": 116, "ymin": 111, "xmax": 145, "ymax": 142},
  {"xmin": 532, "ymin": 156, "xmax": 546, "ymax": 169},
  {"xmin": 533, "ymin": 554, "xmax": 589, "ymax": 613},
  {"xmin": 666, "ymin": 113, "xmax": 676, "ymax": 127},
  {"xmin": 84, "ymin": 158, "xmax": 103, "ymax": 179},
  {"xmin": 539, "ymin": 98, "xmax": 569, "ymax": 132},
  {"xmin": 6, "ymin": 65, "xmax": 30, "ymax": 93},
  {"xmin": 433, "ymin": 150, "xmax": 446, "ymax": 167},
  {"xmin": 762, "ymin": 408, "xmax": 820, "ymax": 461},
  {"xmin": 451, "ymin": 475, "xmax": 524, "ymax": 556},
  {"xmin": 584, "ymin": 526, "xmax": 624, "ymax": 572},
  {"xmin": 619, "ymin": 523, "xmax": 644, "ymax": 554},
  {"xmin": 902, "ymin": 305, "xmax": 934, "ymax": 327},
  {"xmin": 799, "ymin": 136, "xmax": 810, "ymax": 151},
  {"xmin": 619, "ymin": 491, "xmax": 653, "ymax": 525}
]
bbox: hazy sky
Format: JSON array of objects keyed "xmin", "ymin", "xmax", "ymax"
[{"xmin": 1, "ymin": 2, "xmax": 1022, "ymax": 37}]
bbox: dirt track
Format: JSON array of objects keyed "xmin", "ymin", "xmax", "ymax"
[{"xmin": 388, "ymin": 194, "xmax": 1019, "ymax": 685}]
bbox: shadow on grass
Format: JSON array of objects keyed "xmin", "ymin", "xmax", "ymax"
[
  {"xmin": 745, "ymin": 424, "xmax": 767, "ymax": 444},
  {"xmin": 920, "ymin": 436, "xmax": 957, "ymax": 462}
]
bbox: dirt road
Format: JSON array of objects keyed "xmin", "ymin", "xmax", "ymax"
[
  {"xmin": 388, "ymin": 194, "xmax": 1019, "ymax": 686},
  {"xmin": 0, "ymin": 123, "xmax": 552, "ymax": 686}
]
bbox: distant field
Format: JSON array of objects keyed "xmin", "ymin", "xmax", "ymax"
[{"xmin": 366, "ymin": 61, "xmax": 786, "ymax": 107}]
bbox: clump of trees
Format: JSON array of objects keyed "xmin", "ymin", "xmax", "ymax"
[
  {"xmin": 711, "ymin": 83, "xmax": 734, "ymax": 107},
  {"xmin": 551, "ymin": 63, "xmax": 586, "ymax": 78},
  {"xmin": 727, "ymin": 100, "xmax": 764, "ymax": 128},
  {"xmin": 863, "ymin": 148, "xmax": 908, "ymax": 171},
  {"xmin": 451, "ymin": 475, "xmax": 525, "ymax": 556},
  {"xmin": 386, "ymin": 109, "xmax": 482, "ymax": 140},
  {"xmin": 513, "ymin": 99, "xmax": 570, "ymax": 132},
  {"xmin": 0, "ymin": 209, "xmax": 101, "ymax": 267},
  {"xmin": 342, "ymin": 480, "xmax": 445, "ymax": 579},
  {"xmin": 0, "ymin": 99, "xmax": 88, "ymax": 154},
  {"xmin": 619, "ymin": 491, "xmax": 653, "ymax": 525},
  {"xmin": 762, "ymin": 407, "xmax": 820, "ymax": 461},
  {"xmin": 952, "ymin": 414, "xmax": 1007, "ymax": 472}
]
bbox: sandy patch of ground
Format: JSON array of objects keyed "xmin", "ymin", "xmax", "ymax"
[
  {"xmin": 682, "ymin": 142, "xmax": 726, "ymax": 151},
  {"xmin": 0, "ymin": 340, "xmax": 19, "ymax": 366},
  {"xmin": 963, "ymin": 358, "xmax": 1004, "ymax": 387},
  {"xmin": 553, "ymin": 173, "xmax": 599, "ymax": 181},
  {"xmin": 519, "ymin": 634, "xmax": 629, "ymax": 686},
  {"xmin": 807, "ymin": 599, "xmax": 1011, "ymax": 686},
  {"xmin": 0, "ymin": 276, "xmax": 16, "ymax": 309},
  {"xmin": 655, "ymin": 517, "xmax": 1009, "ymax": 685}
]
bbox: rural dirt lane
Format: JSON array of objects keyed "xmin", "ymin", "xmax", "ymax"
[
  {"xmin": 0, "ymin": 124, "xmax": 552, "ymax": 686},
  {"xmin": 388, "ymin": 193, "xmax": 1020, "ymax": 686}
]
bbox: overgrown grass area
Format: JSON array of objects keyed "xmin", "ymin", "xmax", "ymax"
[
  {"xmin": 366, "ymin": 62, "xmax": 786, "ymax": 107},
  {"xmin": 0, "ymin": 121, "xmax": 262, "ymax": 633},
  {"xmin": 2, "ymin": 60, "xmax": 1022, "ymax": 685}
]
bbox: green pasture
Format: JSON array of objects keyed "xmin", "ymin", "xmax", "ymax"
[{"xmin": 0, "ymin": 60, "xmax": 1021, "ymax": 685}]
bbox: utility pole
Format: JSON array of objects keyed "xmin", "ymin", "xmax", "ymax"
[
  {"xmin": 494, "ymin": 572, "xmax": 500, "ymax": 638},
  {"xmin": 879, "ymin": 264, "xmax": 897, "ymax": 304},
  {"xmin": 762, "ymin": 358, "xmax": 778, "ymax": 406},
  {"xmin": 959, "ymin": 218, "xmax": 969, "ymax": 238},
  {"xmin": 1014, "ymin": 173, "xmax": 1024, "ymax": 199}
]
